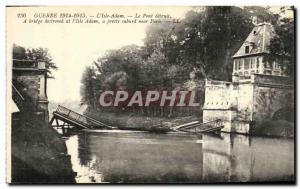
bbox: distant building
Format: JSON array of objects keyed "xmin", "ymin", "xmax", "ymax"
[{"xmin": 203, "ymin": 23, "xmax": 293, "ymax": 134}]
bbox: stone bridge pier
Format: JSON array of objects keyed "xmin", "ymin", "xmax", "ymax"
[{"xmin": 12, "ymin": 59, "xmax": 49, "ymax": 122}]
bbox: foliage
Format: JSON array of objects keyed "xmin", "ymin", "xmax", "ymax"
[
  {"xmin": 267, "ymin": 13, "xmax": 294, "ymax": 77},
  {"xmin": 80, "ymin": 66, "xmax": 97, "ymax": 107},
  {"xmin": 79, "ymin": 6, "xmax": 293, "ymax": 116},
  {"xmin": 13, "ymin": 44, "xmax": 58, "ymax": 78}
]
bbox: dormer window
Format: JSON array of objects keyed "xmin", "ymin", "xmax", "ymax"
[{"xmin": 245, "ymin": 46, "xmax": 250, "ymax": 53}]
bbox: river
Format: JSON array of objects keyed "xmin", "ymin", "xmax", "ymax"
[{"xmin": 64, "ymin": 130, "xmax": 294, "ymax": 183}]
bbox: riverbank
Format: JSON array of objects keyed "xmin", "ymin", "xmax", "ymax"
[
  {"xmin": 84, "ymin": 109, "xmax": 201, "ymax": 132},
  {"xmin": 11, "ymin": 111, "xmax": 76, "ymax": 183},
  {"xmin": 85, "ymin": 109, "xmax": 294, "ymax": 138}
]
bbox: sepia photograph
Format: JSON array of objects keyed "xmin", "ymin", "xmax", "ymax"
[{"xmin": 6, "ymin": 5, "xmax": 295, "ymax": 184}]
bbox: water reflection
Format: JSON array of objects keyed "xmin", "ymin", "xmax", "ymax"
[
  {"xmin": 202, "ymin": 134, "xmax": 294, "ymax": 182},
  {"xmin": 65, "ymin": 131, "xmax": 294, "ymax": 183}
]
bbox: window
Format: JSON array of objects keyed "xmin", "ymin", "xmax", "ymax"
[
  {"xmin": 244, "ymin": 58, "xmax": 250, "ymax": 69},
  {"xmin": 238, "ymin": 60, "xmax": 243, "ymax": 70},
  {"xmin": 236, "ymin": 61, "xmax": 239, "ymax": 70},
  {"xmin": 273, "ymin": 71, "xmax": 280, "ymax": 75},
  {"xmin": 236, "ymin": 60, "xmax": 240, "ymax": 70},
  {"xmin": 264, "ymin": 70, "xmax": 272, "ymax": 75},
  {"xmin": 234, "ymin": 61, "xmax": 237, "ymax": 70},
  {"xmin": 250, "ymin": 58, "xmax": 254, "ymax": 68},
  {"xmin": 245, "ymin": 46, "xmax": 249, "ymax": 53}
]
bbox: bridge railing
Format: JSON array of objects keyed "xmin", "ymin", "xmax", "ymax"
[
  {"xmin": 55, "ymin": 105, "xmax": 112, "ymax": 128},
  {"xmin": 178, "ymin": 119, "xmax": 222, "ymax": 131},
  {"xmin": 174, "ymin": 119, "xmax": 223, "ymax": 134},
  {"xmin": 12, "ymin": 84, "xmax": 25, "ymax": 110},
  {"xmin": 13, "ymin": 59, "xmax": 38, "ymax": 68},
  {"xmin": 56, "ymin": 105, "xmax": 89, "ymax": 126},
  {"xmin": 12, "ymin": 80, "xmax": 38, "ymax": 111}
]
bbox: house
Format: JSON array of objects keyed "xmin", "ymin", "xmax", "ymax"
[
  {"xmin": 232, "ymin": 23, "xmax": 286, "ymax": 78},
  {"xmin": 202, "ymin": 22, "xmax": 293, "ymax": 134}
]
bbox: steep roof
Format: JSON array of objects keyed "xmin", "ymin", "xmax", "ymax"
[{"xmin": 232, "ymin": 23, "xmax": 275, "ymax": 58}]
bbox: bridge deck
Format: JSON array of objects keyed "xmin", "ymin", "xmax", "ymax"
[
  {"xmin": 172, "ymin": 119, "xmax": 223, "ymax": 134},
  {"xmin": 50, "ymin": 105, "xmax": 114, "ymax": 130}
]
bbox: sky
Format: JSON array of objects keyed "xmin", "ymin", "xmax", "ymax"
[
  {"xmin": 7, "ymin": 6, "xmax": 293, "ymax": 104},
  {"xmin": 7, "ymin": 6, "xmax": 191, "ymax": 103}
]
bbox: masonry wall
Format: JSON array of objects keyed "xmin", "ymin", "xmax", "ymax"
[
  {"xmin": 203, "ymin": 80, "xmax": 236, "ymax": 132},
  {"xmin": 204, "ymin": 80, "xmax": 233, "ymax": 110},
  {"xmin": 252, "ymin": 75, "xmax": 294, "ymax": 123},
  {"xmin": 14, "ymin": 74, "xmax": 40, "ymax": 102},
  {"xmin": 13, "ymin": 70, "xmax": 49, "ymax": 121},
  {"xmin": 235, "ymin": 83, "xmax": 254, "ymax": 122},
  {"xmin": 203, "ymin": 110, "xmax": 236, "ymax": 132}
]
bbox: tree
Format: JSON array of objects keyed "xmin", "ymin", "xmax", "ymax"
[
  {"xmin": 144, "ymin": 6, "xmax": 277, "ymax": 81},
  {"xmin": 95, "ymin": 45, "xmax": 143, "ymax": 91},
  {"xmin": 13, "ymin": 44, "xmax": 26, "ymax": 59},
  {"xmin": 140, "ymin": 49, "xmax": 168, "ymax": 87},
  {"xmin": 267, "ymin": 13, "xmax": 295, "ymax": 78},
  {"xmin": 80, "ymin": 6, "xmax": 284, "ymax": 114},
  {"xmin": 80, "ymin": 66, "xmax": 97, "ymax": 108}
]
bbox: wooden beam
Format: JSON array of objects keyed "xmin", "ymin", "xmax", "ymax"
[
  {"xmin": 49, "ymin": 116, "xmax": 55, "ymax": 125},
  {"xmin": 52, "ymin": 112, "xmax": 89, "ymax": 129},
  {"xmin": 55, "ymin": 118, "xmax": 60, "ymax": 128}
]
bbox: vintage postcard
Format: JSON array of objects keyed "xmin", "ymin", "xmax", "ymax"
[{"xmin": 6, "ymin": 6, "xmax": 295, "ymax": 184}]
